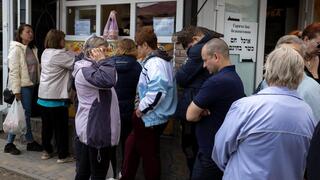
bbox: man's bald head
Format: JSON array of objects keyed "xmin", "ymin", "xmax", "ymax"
[
  {"xmin": 203, "ymin": 38, "xmax": 230, "ymax": 59},
  {"xmin": 201, "ymin": 38, "xmax": 231, "ymax": 74}
]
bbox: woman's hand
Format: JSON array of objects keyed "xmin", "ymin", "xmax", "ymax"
[
  {"xmin": 15, "ymin": 93, "xmax": 21, "ymax": 101},
  {"xmin": 135, "ymin": 109, "xmax": 143, "ymax": 118},
  {"xmin": 90, "ymin": 48, "xmax": 106, "ymax": 61}
]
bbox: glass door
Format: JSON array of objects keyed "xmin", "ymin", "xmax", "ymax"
[{"xmin": 215, "ymin": 0, "xmax": 267, "ymax": 95}]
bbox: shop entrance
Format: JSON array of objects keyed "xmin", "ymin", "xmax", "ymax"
[{"xmin": 264, "ymin": 0, "xmax": 300, "ymax": 55}]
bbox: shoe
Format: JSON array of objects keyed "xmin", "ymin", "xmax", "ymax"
[
  {"xmin": 41, "ymin": 151, "xmax": 53, "ymax": 160},
  {"xmin": 27, "ymin": 141, "xmax": 43, "ymax": 151},
  {"xmin": 57, "ymin": 156, "xmax": 74, "ymax": 164},
  {"xmin": 4, "ymin": 143, "xmax": 21, "ymax": 155}
]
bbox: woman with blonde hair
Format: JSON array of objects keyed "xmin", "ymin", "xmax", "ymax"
[
  {"xmin": 114, "ymin": 38, "xmax": 141, "ymax": 149},
  {"xmin": 109, "ymin": 39, "xmax": 141, "ymax": 177}
]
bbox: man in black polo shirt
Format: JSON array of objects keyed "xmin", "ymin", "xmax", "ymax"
[{"xmin": 186, "ymin": 38, "xmax": 245, "ymax": 180}]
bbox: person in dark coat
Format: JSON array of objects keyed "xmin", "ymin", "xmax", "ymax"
[
  {"xmin": 307, "ymin": 121, "xmax": 320, "ymax": 180},
  {"xmin": 113, "ymin": 38, "xmax": 142, "ymax": 154},
  {"xmin": 174, "ymin": 26, "xmax": 223, "ymax": 177},
  {"xmin": 111, "ymin": 39, "xmax": 142, "ymax": 178}
]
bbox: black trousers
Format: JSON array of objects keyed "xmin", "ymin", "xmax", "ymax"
[
  {"xmin": 181, "ymin": 121, "xmax": 198, "ymax": 178},
  {"xmin": 75, "ymin": 141, "xmax": 112, "ymax": 180},
  {"xmin": 40, "ymin": 106, "xmax": 69, "ymax": 159}
]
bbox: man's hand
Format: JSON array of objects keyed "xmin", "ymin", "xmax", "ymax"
[
  {"xmin": 135, "ymin": 109, "xmax": 143, "ymax": 118},
  {"xmin": 15, "ymin": 93, "xmax": 21, "ymax": 101}
]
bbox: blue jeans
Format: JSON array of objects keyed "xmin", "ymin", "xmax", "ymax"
[
  {"xmin": 191, "ymin": 152, "xmax": 223, "ymax": 180},
  {"xmin": 7, "ymin": 86, "xmax": 34, "ymax": 143}
]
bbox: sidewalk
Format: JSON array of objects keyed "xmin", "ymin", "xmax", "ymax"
[
  {"xmin": 0, "ymin": 134, "xmax": 189, "ymax": 180},
  {"xmin": 0, "ymin": 137, "xmax": 76, "ymax": 180}
]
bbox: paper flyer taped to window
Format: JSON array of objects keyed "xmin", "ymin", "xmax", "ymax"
[
  {"xmin": 75, "ymin": 19, "xmax": 90, "ymax": 35},
  {"xmin": 153, "ymin": 17, "xmax": 174, "ymax": 36}
]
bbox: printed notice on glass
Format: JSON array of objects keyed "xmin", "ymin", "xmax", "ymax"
[
  {"xmin": 75, "ymin": 19, "xmax": 90, "ymax": 35},
  {"xmin": 224, "ymin": 19, "xmax": 258, "ymax": 62},
  {"xmin": 153, "ymin": 17, "xmax": 174, "ymax": 36}
]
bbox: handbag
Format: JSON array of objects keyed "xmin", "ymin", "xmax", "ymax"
[
  {"xmin": 3, "ymin": 70, "xmax": 14, "ymax": 104},
  {"xmin": 3, "ymin": 88, "xmax": 14, "ymax": 104}
]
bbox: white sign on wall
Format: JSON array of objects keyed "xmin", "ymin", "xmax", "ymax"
[{"xmin": 224, "ymin": 13, "xmax": 258, "ymax": 62}]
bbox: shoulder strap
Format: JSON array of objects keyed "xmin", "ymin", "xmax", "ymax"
[{"xmin": 5, "ymin": 68, "xmax": 9, "ymax": 88}]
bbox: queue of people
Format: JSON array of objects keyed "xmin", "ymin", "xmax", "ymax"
[{"xmin": 3, "ymin": 22, "xmax": 320, "ymax": 180}]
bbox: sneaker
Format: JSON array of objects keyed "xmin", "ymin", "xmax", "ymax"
[
  {"xmin": 27, "ymin": 141, "xmax": 43, "ymax": 152},
  {"xmin": 41, "ymin": 151, "xmax": 53, "ymax": 160},
  {"xmin": 57, "ymin": 156, "xmax": 74, "ymax": 164},
  {"xmin": 4, "ymin": 143, "xmax": 21, "ymax": 155}
]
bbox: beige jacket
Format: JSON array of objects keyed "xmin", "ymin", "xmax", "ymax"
[
  {"xmin": 8, "ymin": 41, "xmax": 40, "ymax": 94},
  {"xmin": 38, "ymin": 48, "xmax": 74, "ymax": 100}
]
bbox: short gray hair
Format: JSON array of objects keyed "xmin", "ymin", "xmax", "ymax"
[
  {"xmin": 275, "ymin": 35, "xmax": 306, "ymax": 58},
  {"xmin": 204, "ymin": 38, "xmax": 229, "ymax": 58},
  {"xmin": 265, "ymin": 45, "xmax": 304, "ymax": 89},
  {"xmin": 83, "ymin": 36, "xmax": 108, "ymax": 57}
]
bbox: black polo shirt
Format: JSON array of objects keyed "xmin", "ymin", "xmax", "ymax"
[{"xmin": 193, "ymin": 65, "xmax": 245, "ymax": 156}]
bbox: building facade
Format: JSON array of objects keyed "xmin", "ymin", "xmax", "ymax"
[{"xmin": 0, "ymin": 0, "xmax": 317, "ymax": 108}]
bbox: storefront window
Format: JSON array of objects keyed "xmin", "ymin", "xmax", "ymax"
[
  {"xmin": 66, "ymin": 6, "xmax": 96, "ymax": 35},
  {"xmin": 136, "ymin": 2, "xmax": 176, "ymax": 37},
  {"xmin": 101, "ymin": 4, "xmax": 130, "ymax": 36}
]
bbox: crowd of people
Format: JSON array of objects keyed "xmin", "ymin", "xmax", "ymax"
[{"xmin": 3, "ymin": 21, "xmax": 320, "ymax": 180}]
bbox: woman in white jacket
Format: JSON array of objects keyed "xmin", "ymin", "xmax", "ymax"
[
  {"xmin": 4, "ymin": 24, "xmax": 42, "ymax": 155},
  {"xmin": 37, "ymin": 29, "xmax": 74, "ymax": 163}
]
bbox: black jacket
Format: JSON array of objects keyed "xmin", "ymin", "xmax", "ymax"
[
  {"xmin": 307, "ymin": 122, "xmax": 320, "ymax": 180},
  {"xmin": 175, "ymin": 33, "xmax": 214, "ymax": 120},
  {"xmin": 112, "ymin": 55, "xmax": 142, "ymax": 121}
]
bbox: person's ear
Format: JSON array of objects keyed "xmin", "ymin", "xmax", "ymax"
[
  {"xmin": 214, "ymin": 53, "xmax": 220, "ymax": 62},
  {"xmin": 142, "ymin": 42, "xmax": 148, "ymax": 49},
  {"xmin": 192, "ymin": 36, "xmax": 201, "ymax": 43}
]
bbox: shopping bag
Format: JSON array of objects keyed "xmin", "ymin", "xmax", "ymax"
[
  {"xmin": 103, "ymin": 10, "xmax": 119, "ymax": 40},
  {"xmin": 3, "ymin": 99, "xmax": 26, "ymax": 135}
]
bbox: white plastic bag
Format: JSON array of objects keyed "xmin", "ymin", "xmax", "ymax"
[{"xmin": 3, "ymin": 99, "xmax": 26, "ymax": 135}]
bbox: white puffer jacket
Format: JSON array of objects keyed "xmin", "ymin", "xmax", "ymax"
[{"xmin": 8, "ymin": 41, "xmax": 40, "ymax": 94}]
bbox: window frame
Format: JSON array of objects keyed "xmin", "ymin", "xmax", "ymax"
[{"xmin": 61, "ymin": 0, "xmax": 183, "ymax": 43}]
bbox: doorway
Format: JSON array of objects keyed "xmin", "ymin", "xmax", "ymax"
[{"xmin": 264, "ymin": 0, "xmax": 300, "ymax": 55}]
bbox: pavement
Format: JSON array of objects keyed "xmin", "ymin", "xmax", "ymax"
[
  {"xmin": 0, "ymin": 137, "xmax": 76, "ymax": 180},
  {"xmin": 0, "ymin": 131, "xmax": 189, "ymax": 180}
]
